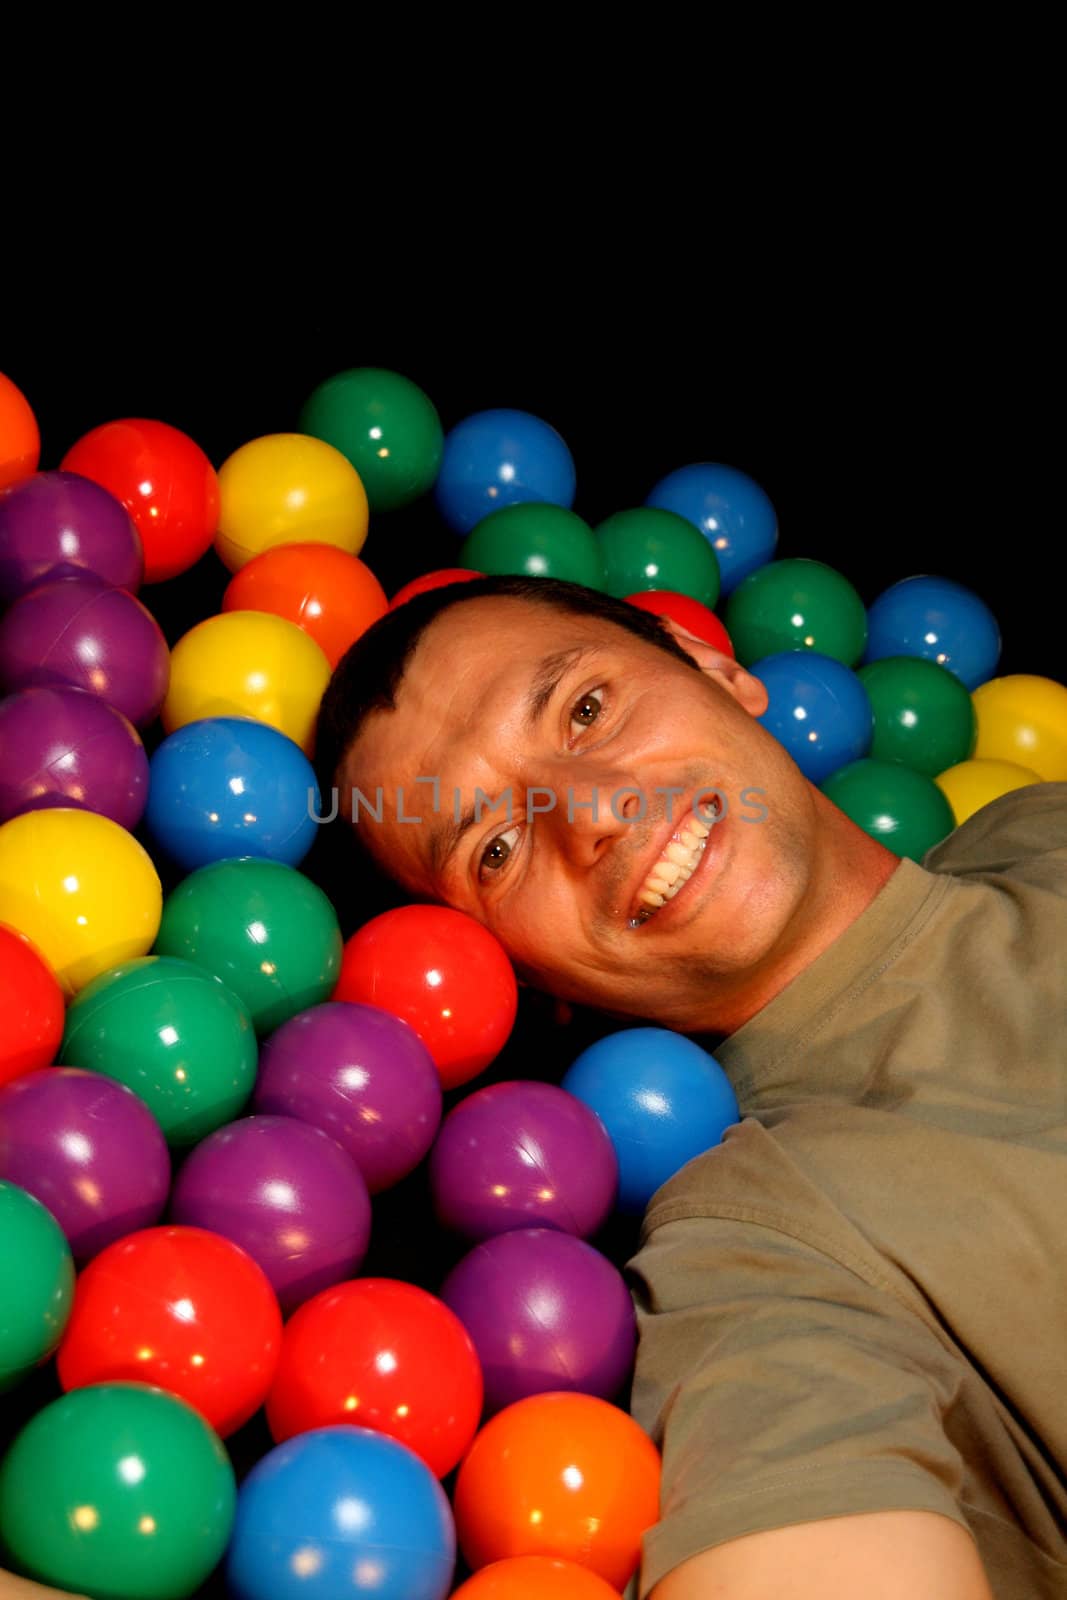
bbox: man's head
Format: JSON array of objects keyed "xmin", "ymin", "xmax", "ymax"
[{"xmin": 318, "ymin": 576, "xmax": 893, "ymax": 1035}]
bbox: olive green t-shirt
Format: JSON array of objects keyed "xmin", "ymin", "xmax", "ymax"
[{"xmin": 627, "ymin": 783, "xmax": 1067, "ymax": 1599}]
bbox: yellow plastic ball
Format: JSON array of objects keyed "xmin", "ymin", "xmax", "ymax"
[
  {"xmin": 215, "ymin": 432, "xmax": 370, "ymax": 572},
  {"xmin": 972, "ymin": 674, "xmax": 1067, "ymax": 781},
  {"xmin": 0, "ymin": 809, "xmax": 162, "ymax": 994},
  {"xmin": 163, "ymin": 610, "xmax": 331, "ymax": 755},
  {"xmin": 935, "ymin": 758, "xmax": 1043, "ymax": 827}
]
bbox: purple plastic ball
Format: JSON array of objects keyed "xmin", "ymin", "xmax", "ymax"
[
  {"xmin": 253, "ymin": 1002, "xmax": 442, "ymax": 1195},
  {"xmin": 169, "ymin": 1114, "xmax": 372, "ymax": 1311},
  {"xmin": 0, "ymin": 574, "xmax": 169, "ymax": 727},
  {"xmin": 0, "ymin": 1067, "xmax": 170, "ymax": 1260},
  {"xmin": 0, "ymin": 471, "xmax": 143, "ymax": 603},
  {"xmin": 429, "ymin": 1080, "xmax": 618, "ymax": 1241},
  {"xmin": 440, "ymin": 1227, "xmax": 637, "ymax": 1415},
  {"xmin": 0, "ymin": 686, "xmax": 149, "ymax": 828}
]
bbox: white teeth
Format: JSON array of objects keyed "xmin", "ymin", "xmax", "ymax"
[
  {"xmin": 687, "ymin": 815, "xmax": 711, "ymax": 838},
  {"xmin": 652, "ymin": 860, "xmax": 683, "ymax": 887},
  {"xmin": 664, "ymin": 841, "xmax": 692, "ymax": 866},
  {"xmin": 639, "ymin": 889, "xmax": 666, "ymax": 907},
  {"xmin": 630, "ymin": 804, "xmax": 716, "ymax": 927}
]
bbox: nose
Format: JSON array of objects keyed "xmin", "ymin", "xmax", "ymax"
[{"xmin": 539, "ymin": 768, "xmax": 646, "ymax": 867}]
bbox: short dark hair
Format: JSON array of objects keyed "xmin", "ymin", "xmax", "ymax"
[{"xmin": 315, "ymin": 574, "xmax": 702, "ymax": 798}]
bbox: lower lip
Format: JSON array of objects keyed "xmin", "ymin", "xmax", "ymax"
[{"xmin": 629, "ymin": 817, "xmax": 726, "ymax": 931}]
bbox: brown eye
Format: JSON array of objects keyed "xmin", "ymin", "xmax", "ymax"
[
  {"xmin": 570, "ymin": 687, "xmax": 604, "ymax": 732},
  {"xmin": 479, "ymin": 824, "xmax": 521, "ymax": 879}
]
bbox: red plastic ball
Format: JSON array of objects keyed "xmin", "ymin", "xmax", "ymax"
[
  {"xmin": 0, "ymin": 923, "xmax": 64, "ymax": 1088},
  {"xmin": 390, "ymin": 568, "xmax": 484, "ymax": 608},
  {"xmin": 625, "ymin": 589, "xmax": 734, "ymax": 656},
  {"xmin": 222, "ymin": 542, "xmax": 388, "ymax": 668},
  {"xmin": 266, "ymin": 1277, "xmax": 484, "ymax": 1477},
  {"xmin": 61, "ymin": 418, "xmax": 219, "ymax": 584},
  {"xmin": 0, "ymin": 372, "xmax": 40, "ymax": 490},
  {"xmin": 57, "ymin": 1224, "xmax": 282, "ymax": 1438},
  {"xmin": 333, "ymin": 905, "xmax": 518, "ymax": 1090},
  {"xmin": 454, "ymin": 1391, "xmax": 662, "ymax": 1590}
]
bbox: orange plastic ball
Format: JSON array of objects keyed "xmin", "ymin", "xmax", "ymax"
[
  {"xmin": 266, "ymin": 1277, "xmax": 483, "ymax": 1477},
  {"xmin": 0, "ymin": 924, "xmax": 64, "ymax": 1088},
  {"xmin": 61, "ymin": 418, "xmax": 219, "ymax": 583},
  {"xmin": 222, "ymin": 543, "xmax": 388, "ymax": 669},
  {"xmin": 0, "ymin": 372, "xmax": 40, "ymax": 490},
  {"xmin": 453, "ymin": 1392, "xmax": 661, "ymax": 1590},
  {"xmin": 390, "ymin": 568, "xmax": 484, "ymax": 609},
  {"xmin": 451, "ymin": 1556, "xmax": 621, "ymax": 1598}
]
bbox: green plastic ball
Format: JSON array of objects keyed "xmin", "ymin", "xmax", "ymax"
[
  {"xmin": 0, "ymin": 1180, "xmax": 74, "ymax": 1392},
  {"xmin": 725, "ymin": 557, "xmax": 868, "ymax": 666},
  {"xmin": 153, "ymin": 859, "xmax": 342, "ymax": 1035},
  {"xmin": 298, "ymin": 366, "xmax": 443, "ymax": 511},
  {"xmin": 60, "ymin": 956, "xmax": 258, "ymax": 1146},
  {"xmin": 821, "ymin": 758, "xmax": 956, "ymax": 861},
  {"xmin": 461, "ymin": 503, "xmax": 605, "ymax": 588},
  {"xmin": 858, "ymin": 656, "xmax": 977, "ymax": 776},
  {"xmin": 595, "ymin": 507, "xmax": 721, "ymax": 606},
  {"xmin": 0, "ymin": 1382, "xmax": 235, "ymax": 1599}
]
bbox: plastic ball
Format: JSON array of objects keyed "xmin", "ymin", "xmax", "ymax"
[
  {"xmin": 57, "ymin": 1225, "xmax": 282, "ymax": 1438},
  {"xmin": 254, "ymin": 1001, "xmax": 441, "ymax": 1195},
  {"xmin": 453, "ymin": 1391, "xmax": 661, "ymax": 1589},
  {"xmin": 267, "ymin": 1278, "xmax": 483, "ymax": 1477},
  {"xmin": 215, "ymin": 433, "xmax": 369, "ymax": 573},
  {"xmin": 435, "ymin": 409, "xmax": 577, "ymax": 536},
  {"xmin": 726, "ymin": 557, "xmax": 868, "ymax": 667},
  {"xmin": 0, "ymin": 685, "xmax": 149, "ymax": 828},
  {"xmin": 60, "ymin": 954, "xmax": 257, "ymax": 1146},
  {"xmin": 441, "ymin": 1229, "xmax": 636, "ymax": 1415},
  {"xmin": 61, "ymin": 417, "xmax": 220, "ymax": 584},
  {"xmin": 163, "ymin": 609, "xmax": 331, "ymax": 756},
  {"xmin": 0, "ymin": 371, "xmax": 39, "ymax": 489},
  {"xmin": 935, "ymin": 757, "xmax": 1044, "ymax": 826},
  {"xmin": 0, "ymin": 1067, "xmax": 170, "ymax": 1259},
  {"xmin": 334, "ymin": 905, "xmax": 517, "ymax": 1091},
  {"xmin": 155, "ymin": 857, "xmax": 342, "ymax": 1035},
  {"xmin": 390, "ymin": 567, "xmax": 484, "ymax": 608},
  {"xmin": 299, "ymin": 366, "xmax": 444, "ymax": 511},
  {"xmin": 596, "ymin": 506, "xmax": 721, "ymax": 607},
  {"xmin": 0, "ymin": 469, "xmax": 143, "ymax": 602},
  {"xmin": 646, "ymin": 460, "xmax": 778, "ymax": 595},
  {"xmin": 460, "ymin": 504, "xmax": 605, "ymax": 588},
  {"xmin": 429, "ymin": 1080, "xmax": 617, "ymax": 1241},
  {"xmin": 752, "ymin": 651, "xmax": 873, "ymax": 784},
  {"xmin": 0, "ymin": 1382, "xmax": 236, "ymax": 1599},
  {"xmin": 972, "ymin": 674, "xmax": 1067, "ymax": 780},
  {"xmin": 562, "ymin": 1027, "xmax": 739, "ymax": 1214},
  {"xmin": 864, "ymin": 575, "xmax": 1001, "ymax": 690},
  {"xmin": 226, "ymin": 1426, "xmax": 456, "ymax": 1600},
  {"xmin": 0, "ymin": 1179, "xmax": 73, "ymax": 1391},
  {"xmin": 452, "ymin": 1557, "xmax": 620, "ymax": 1599},
  {"xmin": 624, "ymin": 589, "xmax": 734, "ymax": 655},
  {"xmin": 145, "ymin": 717, "xmax": 320, "ymax": 871},
  {"xmin": 0, "ymin": 924, "xmax": 65, "ymax": 1088},
  {"xmin": 858, "ymin": 655, "xmax": 977, "ymax": 776},
  {"xmin": 223, "ymin": 543, "xmax": 388, "ymax": 669},
  {"xmin": 0, "ymin": 807, "xmax": 161, "ymax": 994},
  {"xmin": 0, "ymin": 573, "xmax": 170, "ymax": 726},
  {"xmin": 170, "ymin": 1114, "xmax": 371, "ymax": 1312},
  {"xmin": 821, "ymin": 757, "xmax": 956, "ymax": 860}
]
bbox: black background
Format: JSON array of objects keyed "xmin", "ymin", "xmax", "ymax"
[{"xmin": 1, "ymin": 288, "xmax": 1060, "ymax": 1593}]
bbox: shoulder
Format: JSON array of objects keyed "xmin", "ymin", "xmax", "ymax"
[{"xmin": 921, "ymin": 782, "xmax": 1067, "ymax": 882}]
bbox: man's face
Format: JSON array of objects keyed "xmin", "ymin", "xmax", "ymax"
[{"xmin": 340, "ymin": 596, "xmax": 822, "ymax": 1032}]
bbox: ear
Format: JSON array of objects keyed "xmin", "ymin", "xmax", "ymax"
[{"xmin": 660, "ymin": 617, "xmax": 769, "ymax": 717}]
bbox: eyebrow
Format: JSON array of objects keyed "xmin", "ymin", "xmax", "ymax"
[{"xmin": 425, "ymin": 643, "xmax": 599, "ymax": 880}]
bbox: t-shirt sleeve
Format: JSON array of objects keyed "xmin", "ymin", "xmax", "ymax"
[
  {"xmin": 626, "ymin": 1210, "xmax": 975, "ymax": 1597},
  {"xmin": 922, "ymin": 780, "xmax": 1067, "ymax": 884}
]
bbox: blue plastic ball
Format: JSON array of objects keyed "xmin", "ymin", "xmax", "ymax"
[
  {"xmin": 646, "ymin": 462, "xmax": 778, "ymax": 595},
  {"xmin": 753, "ymin": 651, "xmax": 874, "ymax": 784},
  {"xmin": 433, "ymin": 409, "xmax": 577, "ymax": 535},
  {"xmin": 561, "ymin": 1027, "xmax": 739, "ymax": 1214},
  {"xmin": 864, "ymin": 576, "xmax": 1001, "ymax": 690},
  {"xmin": 226, "ymin": 1426, "xmax": 456, "ymax": 1600},
  {"xmin": 145, "ymin": 717, "xmax": 320, "ymax": 871}
]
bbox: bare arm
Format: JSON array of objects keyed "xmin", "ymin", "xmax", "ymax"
[{"xmin": 652, "ymin": 1511, "xmax": 994, "ymax": 1600}]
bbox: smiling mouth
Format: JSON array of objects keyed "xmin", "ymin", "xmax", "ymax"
[{"xmin": 627, "ymin": 795, "xmax": 723, "ymax": 928}]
